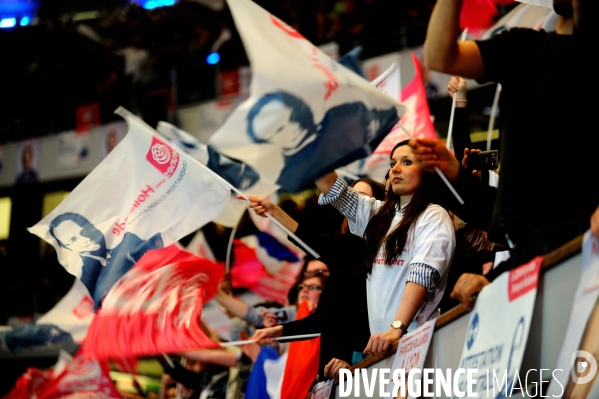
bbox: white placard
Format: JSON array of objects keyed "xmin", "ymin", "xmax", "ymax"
[
  {"xmin": 453, "ymin": 256, "xmax": 542, "ymax": 398},
  {"xmin": 387, "ymin": 318, "xmax": 436, "ymax": 397}
]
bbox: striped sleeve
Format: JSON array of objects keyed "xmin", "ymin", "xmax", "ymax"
[
  {"xmin": 406, "ymin": 263, "xmax": 440, "ymax": 292},
  {"xmin": 317, "ymin": 176, "xmax": 358, "ymax": 222}
]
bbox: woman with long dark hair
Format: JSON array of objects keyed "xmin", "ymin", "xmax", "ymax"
[
  {"xmin": 315, "ymin": 139, "xmax": 455, "ymax": 356},
  {"xmin": 246, "ymin": 178, "xmax": 386, "ymax": 381}
]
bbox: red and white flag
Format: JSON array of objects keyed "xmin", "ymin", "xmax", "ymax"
[
  {"xmin": 209, "ymin": 0, "xmax": 405, "ymax": 193},
  {"xmin": 28, "ymin": 107, "xmax": 230, "ymax": 309},
  {"xmin": 81, "ymin": 244, "xmax": 223, "ymax": 361},
  {"xmin": 4, "ymin": 351, "xmax": 121, "ymax": 399}
]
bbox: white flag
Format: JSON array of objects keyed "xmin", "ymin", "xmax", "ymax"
[
  {"xmin": 209, "ymin": 0, "xmax": 405, "ymax": 192},
  {"xmin": 28, "ymin": 107, "xmax": 231, "ymax": 308},
  {"xmin": 157, "ymin": 121, "xmax": 279, "ymax": 227}
]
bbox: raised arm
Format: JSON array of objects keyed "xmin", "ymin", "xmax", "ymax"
[
  {"xmin": 314, "ymin": 171, "xmax": 339, "ymax": 195},
  {"xmin": 423, "ymin": 0, "xmax": 485, "ymax": 80},
  {"xmin": 241, "ymin": 195, "xmax": 298, "ymax": 233},
  {"xmin": 214, "ymin": 290, "xmax": 250, "ymax": 320}
]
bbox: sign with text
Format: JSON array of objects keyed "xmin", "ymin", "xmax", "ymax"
[
  {"xmin": 453, "ymin": 256, "xmax": 542, "ymax": 398},
  {"xmin": 387, "ymin": 318, "xmax": 436, "ymax": 397}
]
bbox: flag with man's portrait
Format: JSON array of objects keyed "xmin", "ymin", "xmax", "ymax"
[
  {"xmin": 28, "ymin": 107, "xmax": 231, "ymax": 310},
  {"xmin": 157, "ymin": 121, "xmax": 279, "ymax": 227},
  {"xmin": 208, "ymin": 0, "xmax": 406, "ymax": 193}
]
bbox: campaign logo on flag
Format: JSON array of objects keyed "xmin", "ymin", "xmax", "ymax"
[
  {"xmin": 81, "ymin": 245, "xmax": 223, "ymax": 361},
  {"xmin": 208, "ymin": 0, "xmax": 405, "ymax": 193},
  {"xmin": 146, "ymin": 135, "xmax": 179, "ymax": 176},
  {"xmin": 28, "ymin": 108, "xmax": 231, "ymax": 309}
]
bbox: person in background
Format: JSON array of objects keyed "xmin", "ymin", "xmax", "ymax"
[
  {"xmin": 420, "ymin": 0, "xmax": 599, "ymax": 307},
  {"xmin": 15, "ymin": 144, "xmax": 39, "ymax": 185},
  {"xmin": 250, "ymin": 175, "xmax": 423, "ymax": 381}
]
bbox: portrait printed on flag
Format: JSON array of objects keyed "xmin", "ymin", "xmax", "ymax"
[
  {"xmin": 245, "ymin": 90, "xmax": 398, "ymax": 190},
  {"xmin": 208, "ymin": 0, "xmax": 405, "ymax": 193},
  {"xmin": 47, "ymin": 211, "xmax": 164, "ymax": 307}
]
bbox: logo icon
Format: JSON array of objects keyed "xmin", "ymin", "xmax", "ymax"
[
  {"xmin": 467, "ymin": 313, "xmax": 479, "ymax": 350},
  {"xmin": 146, "ymin": 136, "xmax": 178, "ymax": 176},
  {"xmin": 570, "ymin": 350, "xmax": 598, "ymax": 384}
]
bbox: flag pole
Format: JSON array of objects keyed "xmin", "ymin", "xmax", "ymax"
[
  {"xmin": 487, "ymin": 83, "xmax": 502, "ymax": 151},
  {"xmin": 218, "ymin": 333, "xmax": 321, "ymax": 347},
  {"xmin": 225, "ymin": 224, "xmax": 237, "ymax": 274},
  {"xmin": 397, "ymin": 123, "xmax": 464, "ymax": 205},
  {"xmin": 192, "ymin": 159, "xmax": 320, "ymax": 259},
  {"xmin": 445, "ymin": 29, "xmax": 469, "ymax": 153}
]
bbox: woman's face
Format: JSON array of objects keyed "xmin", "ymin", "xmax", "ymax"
[
  {"xmin": 297, "ymin": 277, "xmax": 324, "ymax": 306},
  {"xmin": 353, "ymin": 181, "xmax": 374, "ymax": 197},
  {"xmin": 389, "ymin": 145, "xmax": 423, "ymax": 201}
]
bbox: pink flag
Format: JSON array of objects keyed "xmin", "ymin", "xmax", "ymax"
[
  {"xmin": 363, "ymin": 53, "xmax": 438, "ymax": 179},
  {"xmin": 81, "ymin": 245, "xmax": 223, "ymax": 361},
  {"xmin": 460, "ymin": 0, "xmax": 498, "ymax": 34}
]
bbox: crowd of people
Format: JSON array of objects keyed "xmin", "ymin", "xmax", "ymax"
[
  {"xmin": 2, "ymin": 0, "xmax": 599, "ymax": 397},
  {"xmin": 144, "ymin": 1, "xmax": 599, "ymax": 397},
  {"xmin": 0, "ymin": 0, "xmax": 440, "ymax": 144}
]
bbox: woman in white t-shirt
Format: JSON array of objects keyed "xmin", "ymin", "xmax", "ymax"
[{"xmin": 316, "ymin": 139, "xmax": 456, "ymax": 356}]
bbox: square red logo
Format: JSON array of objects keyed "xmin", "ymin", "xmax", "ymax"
[{"xmin": 146, "ymin": 136, "xmax": 178, "ymax": 176}]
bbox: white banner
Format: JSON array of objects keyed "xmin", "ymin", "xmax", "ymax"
[
  {"xmin": 209, "ymin": 0, "xmax": 405, "ymax": 193},
  {"xmin": 387, "ymin": 318, "xmax": 436, "ymax": 397},
  {"xmin": 547, "ymin": 231, "xmax": 599, "ymax": 398},
  {"xmin": 453, "ymin": 256, "xmax": 542, "ymax": 398},
  {"xmin": 57, "ymin": 131, "xmax": 91, "ymax": 170},
  {"xmin": 28, "ymin": 107, "xmax": 230, "ymax": 308}
]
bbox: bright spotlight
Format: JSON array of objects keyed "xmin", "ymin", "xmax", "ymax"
[{"xmin": 206, "ymin": 52, "xmax": 220, "ymax": 65}]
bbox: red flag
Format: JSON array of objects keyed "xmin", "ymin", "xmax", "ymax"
[
  {"xmin": 3, "ymin": 352, "xmax": 121, "ymax": 399},
  {"xmin": 81, "ymin": 245, "xmax": 223, "ymax": 361},
  {"xmin": 280, "ymin": 300, "xmax": 320, "ymax": 399},
  {"xmin": 460, "ymin": 0, "xmax": 498, "ymax": 34}
]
